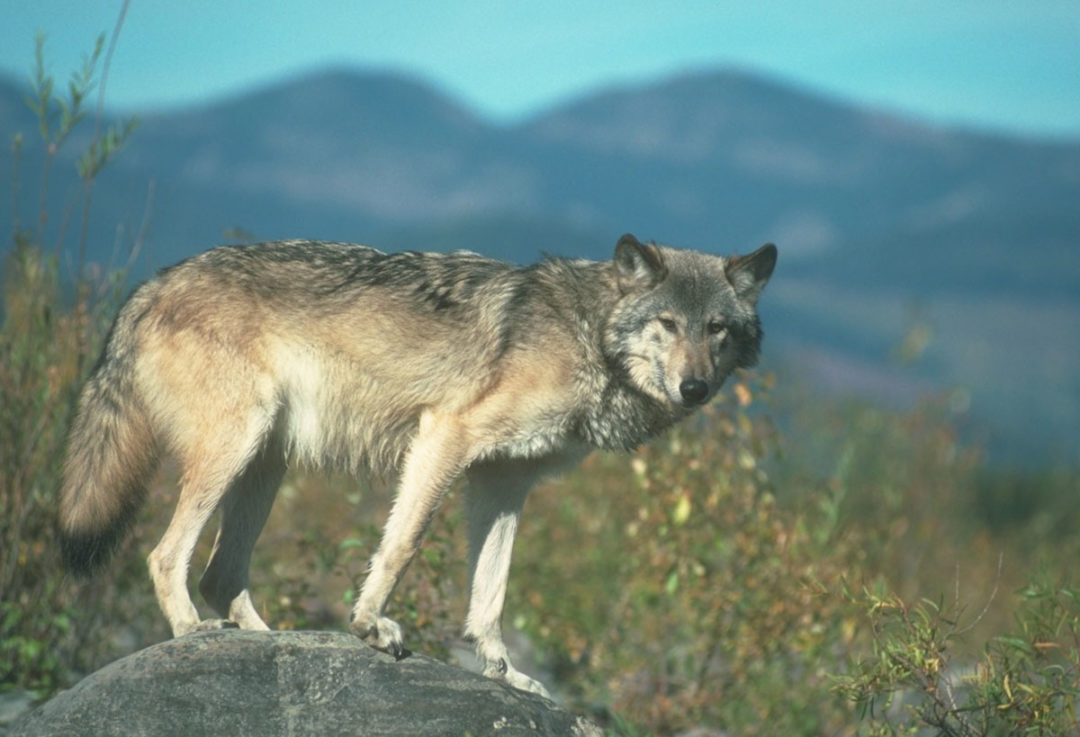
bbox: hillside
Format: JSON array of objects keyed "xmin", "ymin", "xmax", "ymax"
[{"xmin": 1, "ymin": 67, "xmax": 1078, "ymax": 461}]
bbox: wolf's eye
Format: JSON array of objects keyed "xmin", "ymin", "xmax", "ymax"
[
  {"xmin": 658, "ymin": 317, "xmax": 678, "ymax": 333},
  {"xmin": 708, "ymin": 321, "xmax": 726, "ymax": 335}
]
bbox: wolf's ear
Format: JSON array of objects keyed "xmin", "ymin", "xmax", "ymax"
[
  {"xmin": 726, "ymin": 243, "xmax": 777, "ymax": 304},
  {"xmin": 614, "ymin": 233, "xmax": 668, "ymax": 292}
]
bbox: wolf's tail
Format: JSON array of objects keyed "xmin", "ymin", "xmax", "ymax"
[{"xmin": 60, "ymin": 297, "xmax": 159, "ymax": 577}]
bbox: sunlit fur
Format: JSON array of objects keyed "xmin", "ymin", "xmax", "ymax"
[{"xmin": 59, "ymin": 234, "xmax": 776, "ymax": 697}]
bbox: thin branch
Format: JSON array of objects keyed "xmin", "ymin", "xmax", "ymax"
[
  {"xmin": 954, "ymin": 553, "xmax": 1004, "ymax": 637},
  {"xmin": 9, "ymin": 134, "xmax": 23, "ymax": 242},
  {"xmin": 77, "ymin": 0, "xmax": 131, "ymax": 281},
  {"xmin": 126, "ymin": 177, "xmax": 154, "ymax": 270}
]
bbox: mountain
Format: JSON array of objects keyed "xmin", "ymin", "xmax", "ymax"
[{"xmin": 1, "ymin": 67, "xmax": 1078, "ymax": 462}]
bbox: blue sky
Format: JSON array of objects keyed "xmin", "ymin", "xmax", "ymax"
[{"xmin": 3, "ymin": 0, "xmax": 1078, "ymax": 138}]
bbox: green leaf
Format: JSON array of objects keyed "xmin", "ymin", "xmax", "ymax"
[{"xmin": 994, "ymin": 636, "xmax": 1036, "ymax": 656}]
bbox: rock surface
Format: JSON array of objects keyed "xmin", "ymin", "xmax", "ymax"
[{"xmin": 15, "ymin": 630, "xmax": 601, "ymax": 736}]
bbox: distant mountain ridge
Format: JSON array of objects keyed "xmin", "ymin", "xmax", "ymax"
[{"xmin": 2, "ymin": 67, "xmax": 1077, "ymax": 462}]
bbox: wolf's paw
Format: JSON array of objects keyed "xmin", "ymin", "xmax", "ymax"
[
  {"xmin": 175, "ymin": 618, "xmax": 239, "ymax": 636},
  {"xmin": 504, "ymin": 669, "xmax": 552, "ymax": 700},
  {"xmin": 483, "ymin": 658, "xmax": 552, "ymax": 700},
  {"xmin": 350, "ymin": 614, "xmax": 407, "ymax": 659}
]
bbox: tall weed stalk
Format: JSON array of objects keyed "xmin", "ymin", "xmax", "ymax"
[{"xmin": 1, "ymin": 14, "xmax": 142, "ymax": 693}]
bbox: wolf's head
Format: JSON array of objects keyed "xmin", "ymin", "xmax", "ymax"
[{"xmin": 605, "ymin": 233, "xmax": 777, "ymax": 411}]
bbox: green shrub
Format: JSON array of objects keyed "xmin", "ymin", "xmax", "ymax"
[
  {"xmin": 836, "ymin": 575, "xmax": 1080, "ymax": 735},
  {"xmin": 1, "ymin": 29, "xmax": 142, "ymax": 693}
]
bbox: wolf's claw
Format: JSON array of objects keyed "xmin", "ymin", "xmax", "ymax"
[
  {"xmin": 351, "ymin": 614, "xmax": 407, "ymax": 658},
  {"xmin": 500, "ymin": 666, "xmax": 552, "ymax": 699}
]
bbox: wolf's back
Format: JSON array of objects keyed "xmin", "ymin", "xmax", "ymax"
[{"xmin": 60, "ymin": 288, "xmax": 159, "ymax": 576}]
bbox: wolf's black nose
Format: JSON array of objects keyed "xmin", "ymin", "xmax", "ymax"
[{"xmin": 679, "ymin": 379, "xmax": 709, "ymax": 405}]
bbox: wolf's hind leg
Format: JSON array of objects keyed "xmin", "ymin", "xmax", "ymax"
[
  {"xmin": 199, "ymin": 435, "xmax": 286, "ymax": 630},
  {"xmin": 148, "ymin": 405, "xmax": 275, "ymax": 637},
  {"xmin": 463, "ymin": 460, "xmax": 549, "ymax": 698},
  {"xmin": 148, "ymin": 476, "xmax": 231, "ymax": 636}
]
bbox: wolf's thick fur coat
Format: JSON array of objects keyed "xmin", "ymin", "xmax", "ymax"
[{"xmin": 60, "ymin": 234, "xmax": 776, "ymax": 695}]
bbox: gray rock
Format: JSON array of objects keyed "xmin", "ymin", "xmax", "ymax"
[{"xmin": 14, "ymin": 630, "xmax": 601, "ymax": 737}]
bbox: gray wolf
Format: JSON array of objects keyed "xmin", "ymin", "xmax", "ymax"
[{"xmin": 59, "ymin": 233, "xmax": 776, "ymax": 697}]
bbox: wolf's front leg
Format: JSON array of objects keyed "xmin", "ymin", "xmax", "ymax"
[
  {"xmin": 463, "ymin": 461, "xmax": 551, "ymax": 699},
  {"xmin": 350, "ymin": 411, "xmax": 468, "ymax": 657}
]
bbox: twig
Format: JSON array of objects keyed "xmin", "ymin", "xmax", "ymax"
[
  {"xmin": 77, "ymin": 0, "xmax": 131, "ymax": 281},
  {"xmin": 9, "ymin": 134, "xmax": 22, "ymax": 242},
  {"xmin": 125, "ymin": 177, "xmax": 154, "ymax": 274},
  {"xmin": 953, "ymin": 553, "xmax": 1003, "ymax": 637}
]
